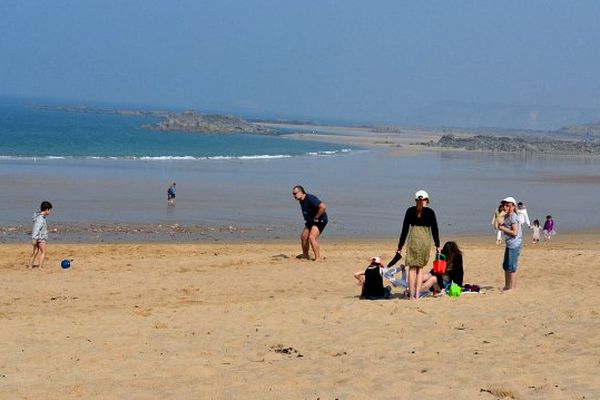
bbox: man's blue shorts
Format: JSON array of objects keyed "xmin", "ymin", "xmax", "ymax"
[{"xmin": 503, "ymin": 246, "xmax": 521, "ymax": 273}]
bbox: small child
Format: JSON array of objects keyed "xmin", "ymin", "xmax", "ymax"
[
  {"xmin": 531, "ymin": 219, "xmax": 541, "ymax": 244},
  {"xmin": 29, "ymin": 201, "xmax": 53, "ymax": 269},
  {"xmin": 354, "ymin": 256, "xmax": 392, "ymax": 299},
  {"xmin": 167, "ymin": 182, "xmax": 176, "ymax": 206},
  {"xmin": 543, "ymin": 215, "xmax": 555, "ymax": 242},
  {"xmin": 491, "ymin": 204, "xmax": 506, "ymax": 245}
]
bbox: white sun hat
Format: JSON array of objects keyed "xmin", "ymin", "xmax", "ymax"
[
  {"xmin": 415, "ymin": 190, "xmax": 429, "ymax": 200},
  {"xmin": 502, "ymin": 196, "xmax": 517, "ymax": 205}
]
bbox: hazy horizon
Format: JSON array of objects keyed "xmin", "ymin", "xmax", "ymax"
[{"xmin": 3, "ymin": 1, "xmax": 600, "ymax": 129}]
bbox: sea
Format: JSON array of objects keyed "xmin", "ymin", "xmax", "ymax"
[
  {"xmin": 1, "ymin": 98, "xmax": 599, "ymax": 240},
  {"xmin": 0, "ymin": 99, "xmax": 351, "ymax": 160}
]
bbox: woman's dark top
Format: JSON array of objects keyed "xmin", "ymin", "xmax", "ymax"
[
  {"xmin": 361, "ymin": 265, "xmax": 386, "ymax": 298},
  {"xmin": 397, "ymin": 206, "xmax": 440, "ymax": 249},
  {"xmin": 432, "ymin": 253, "xmax": 463, "ymax": 288}
]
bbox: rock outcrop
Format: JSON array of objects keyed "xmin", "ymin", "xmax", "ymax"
[
  {"xmin": 143, "ymin": 111, "xmax": 274, "ymax": 134},
  {"xmin": 424, "ymin": 134, "xmax": 600, "ymax": 155}
]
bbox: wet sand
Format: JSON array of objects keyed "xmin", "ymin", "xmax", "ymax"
[
  {"xmin": 1, "ymin": 233, "xmax": 599, "ymax": 399},
  {"xmin": 265, "ymin": 122, "xmax": 446, "ymax": 155}
]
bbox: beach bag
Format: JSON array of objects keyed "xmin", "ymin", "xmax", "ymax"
[{"xmin": 432, "ymin": 253, "xmax": 446, "ymax": 274}]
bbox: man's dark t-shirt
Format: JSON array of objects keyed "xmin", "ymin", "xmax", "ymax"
[{"xmin": 300, "ymin": 193, "xmax": 328, "ymax": 223}]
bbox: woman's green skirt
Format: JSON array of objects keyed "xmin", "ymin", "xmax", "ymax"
[{"xmin": 405, "ymin": 225, "xmax": 432, "ymax": 267}]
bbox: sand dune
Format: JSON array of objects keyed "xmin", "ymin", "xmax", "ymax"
[{"xmin": 1, "ymin": 235, "xmax": 599, "ymax": 399}]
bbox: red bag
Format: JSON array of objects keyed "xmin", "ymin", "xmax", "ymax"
[{"xmin": 432, "ymin": 253, "xmax": 446, "ymax": 274}]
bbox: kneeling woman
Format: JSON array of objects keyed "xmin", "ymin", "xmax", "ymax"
[
  {"xmin": 421, "ymin": 241, "xmax": 464, "ymax": 293},
  {"xmin": 395, "ymin": 190, "xmax": 440, "ymax": 301}
]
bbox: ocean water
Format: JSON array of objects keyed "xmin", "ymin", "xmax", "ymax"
[
  {"xmin": 1, "ymin": 98, "xmax": 599, "ymax": 239},
  {"xmin": 0, "ymin": 100, "xmax": 352, "ymax": 159}
]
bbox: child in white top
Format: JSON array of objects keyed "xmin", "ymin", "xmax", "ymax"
[
  {"xmin": 29, "ymin": 201, "xmax": 53, "ymax": 269},
  {"xmin": 531, "ymin": 219, "xmax": 541, "ymax": 244}
]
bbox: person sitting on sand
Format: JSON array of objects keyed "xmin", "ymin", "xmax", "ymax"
[
  {"xmin": 292, "ymin": 185, "xmax": 328, "ymax": 261},
  {"xmin": 421, "ymin": 241, "xmax": 464, "ymax": 293},
  {"xmin": 354, "ymin": 256, "xmax": 392, "ymax": 299},
  {"xmin": 29, "ymin": 201, "xmax": 53, "ymax": 269}
]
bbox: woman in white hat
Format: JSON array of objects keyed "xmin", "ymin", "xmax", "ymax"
[
  {"xmin": 498, "ymin": 196, "xmax": 522, "ymax": 291},
  {"xmin": 395, "ymin": 190, "xmax": 440, "ymax": 300}
]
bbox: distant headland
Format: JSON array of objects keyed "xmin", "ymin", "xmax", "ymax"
[{"xmin": 33, "ymin": 104, "xmax": 275, "ymax": 135}]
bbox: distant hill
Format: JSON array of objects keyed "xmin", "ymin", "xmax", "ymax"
[
  {"xmin": 556, "ymin": 122, "xmax": 600, "ymax": 139},
  {"xmin": 405, "ymin": 101, "xmax": 600, "ymax": 131}
]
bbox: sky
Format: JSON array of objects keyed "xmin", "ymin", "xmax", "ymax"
[{"xmin": 2, "ymin": 1, "xmax": 600, "ymax": 125}]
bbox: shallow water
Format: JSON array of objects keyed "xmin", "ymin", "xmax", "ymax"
[{"xmin": 1, "ymin": 150, "xmax": 599, "ymax": 240}]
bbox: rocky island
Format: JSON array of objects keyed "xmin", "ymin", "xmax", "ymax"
[
  {"xmin": 142, "ymin": 111, "xmax": 274, "ymax": 134},
  {"xmin": 34, "ymin": 104, "xmax": 275, "ymax": 135}
]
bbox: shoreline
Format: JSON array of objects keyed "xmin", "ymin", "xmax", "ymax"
[
  {"xmin": 2, "ymin": 222, "xmax": 598, "ymax": 244},
  {"xmin": 266, "ymin": 122, "xmax": 600, "ymax": 157}
]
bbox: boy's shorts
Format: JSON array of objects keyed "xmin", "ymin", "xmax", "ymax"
[{"xmin": 503, "ymin": 246, "xmax": 521, "ymax": 272}]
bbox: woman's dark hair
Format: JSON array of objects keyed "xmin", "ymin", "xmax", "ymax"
[
  {"xmin": 441, "ymin": 241, "xmax": 462, "ymax": 265},
  {"xmin": 40, "ymin": 201, "xmax": 53, "ymax": 211}
]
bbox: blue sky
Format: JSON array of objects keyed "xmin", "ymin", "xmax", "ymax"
[{"xmin": 2, "ymin": 1, "xmax": 600, "ymax": 125}]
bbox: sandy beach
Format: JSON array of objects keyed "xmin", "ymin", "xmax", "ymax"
[
  {"xmin": 264, "ymin": 122, "xmax": 448, "ymax": 155},
  {"xmin": 1, "ymin": 234, "xmax": 599, "ymax": 399}
]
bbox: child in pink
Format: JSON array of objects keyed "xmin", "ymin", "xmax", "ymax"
[{"xmin": 543, "ymin": 215, "xmax": 555, "ymax": 242}]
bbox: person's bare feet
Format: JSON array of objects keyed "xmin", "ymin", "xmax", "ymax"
[{"xmin": 295, "ymin": 254, "xmax": 310, "ymax": 260}]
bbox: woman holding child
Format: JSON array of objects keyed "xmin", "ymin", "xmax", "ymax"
[
  {"xmin": 395, "ymin": 190, "xmax": 440, "ymax": 300},
  {"xmin": 498, "ymin": 196, "xmax": 522, "ymax": 291}
]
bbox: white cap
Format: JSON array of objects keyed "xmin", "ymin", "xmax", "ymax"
[
  {"xmin": 415, "ymin": 190, "xmax": 429, "ymax": 200},
  {"xmin": 371, "ymin": 256, "xmax": 382, "ymax": 264},
  {"xmin": 502, "ymin": 196, "xmax": 517, "ymax": 205}
]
